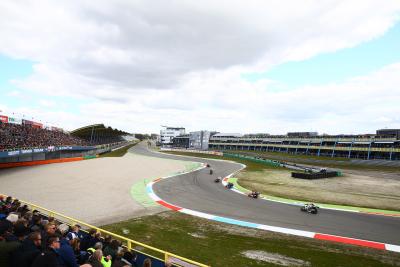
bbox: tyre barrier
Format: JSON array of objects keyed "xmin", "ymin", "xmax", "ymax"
[{"xmin": 291, "ymin": 171, "xmax": 339, "ymax": 179}]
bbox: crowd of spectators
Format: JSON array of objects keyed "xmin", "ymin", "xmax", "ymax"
[
  {"xmin": 0, "ymin": 123, "xmax": 88, "ymax": 151},
  {"xmin": 0, "ymin": 195, "xmax": 167, "ymax": 267}
]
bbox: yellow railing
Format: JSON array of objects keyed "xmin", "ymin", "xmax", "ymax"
[{"xmin": 1, "ymin": 195, "xmax": 209, "ymax": 267}]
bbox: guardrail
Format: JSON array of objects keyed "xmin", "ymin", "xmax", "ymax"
[{"xmin": 1, "ymin": 195, "xmax": 210, "ymax": 267}]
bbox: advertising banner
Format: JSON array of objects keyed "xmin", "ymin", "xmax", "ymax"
[
  {"xmin": 0, "ymin": 115, "xmax": 8, "ymax": 123},
  {"xmin": 32, "ymin": 122, "xmax": 43, "ymax": 129},
  {"xmin": 0, "ymin": 145, "xmax": 96, "ymax": 158},
  {"xmin": 8, "ymin": 117, "xmax": 22, "ymax": 124},
  {"xmin": 22, "ymin": 119, "xmax": 34, "ymax": 125}
]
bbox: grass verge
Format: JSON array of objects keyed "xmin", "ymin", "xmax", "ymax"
[
  {"xmin": 225, "ymin": 150, "xmax": 400, "ymax": 172},
  {"xmin": 163, "ymin": 151, "xmax": 285, "ymax": 172},
  {"xmin": 162, "ymin": 151, "xmax": 400, "ymax": 211},
  {"xmin": 102, "ymin": 211, "xmax": 400, "ymax": 267},
  {"xmin": 99, "ymin": 142, "xmax": 138, "ymax": 157}
]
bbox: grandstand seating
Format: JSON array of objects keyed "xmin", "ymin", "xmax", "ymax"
[{"xmin": 0, "ymin": 123, "xmax": 88, "ymax": 151}]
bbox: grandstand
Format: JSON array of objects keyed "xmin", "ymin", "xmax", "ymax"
[
  {"xmin": 209, "ymin": 131, "xmax": 400, "ymax": 161},
  {"xmin": 0, "ymin": 114, "xmax": 133, "ymax": 167},
  {"xmin": 70, "ymin": 124, "xmax": 130, "ymax": 145},
  {"xmin": 0, "ymin": 120, "xmax": 87, "ymax": 151}
]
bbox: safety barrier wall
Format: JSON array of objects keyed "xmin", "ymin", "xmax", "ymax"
[
  {"xmin": 1, "ymin": 195, "xmax": 209, "ymax": 267},
  {"xmin": 0, "ymin": 141, "xmax": 133, "ymax": 167},
  {"xmin": 0, "ymin": 157, "xmax": 84, "ymax": 169},
  {"xmin": 223, "ymin": 152, "xmax": 281, "ymax": 167}
]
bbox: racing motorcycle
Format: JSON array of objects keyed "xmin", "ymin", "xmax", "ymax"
[
  {"xmin": 300, "ymin": 203, "xmax": 319, "ymax": 214},
  {"xmin": 214, "ymin": 177, "xmax": 221, "ymax": 183},
  {"xmin": 225, "ymin": 182, "xmax": 234, "ymax": 189},
  {"xmin": 247, "ymin": 191, "xmax": 260, "ymax": 199}
]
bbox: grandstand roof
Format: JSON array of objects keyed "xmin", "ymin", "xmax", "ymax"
[{"xmin": 70, "ymin": 124, "xmax": 129, "ymax": 140}]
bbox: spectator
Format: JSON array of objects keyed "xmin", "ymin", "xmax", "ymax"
[
  {"xmin": 122, "ymin": 251, "xmax": 138, "ymax": 267},
  {"xmin": 12, "ymin": 231, "xmax": 42, "ymax": 267},
  {"xmin": 66, "ymin": 225, "xmax": 80, "ymax": 241},
  {"xmin": 58, "ymin": 223, "xmax": 79, "ymax": 267},
  {"xmin": 41, "ymin": 222, "xmax": 57, "ymax": 250},
  {"xmin": 0, "ymin": 219, "xmax": 21, "ymax": 267},
  {"xmin": 143, "ymin": 258, "xmax": 151, "ymax": 267},
  {"xmin": 81, "ymin": 229, "xmax": 100, "ymax": 251},
  {"xmin": 88, "ymin": 249, "xmax": 104, "ymax": 267},
  {"xmin": 70, "ymin": 238, "xmax": 83, "ymax": 264},
  {"xmin": 103, "ymin": 239, "xmax": 119, "ymax": 260},
  {"xmin": 31, "ymin": 235, "xmax": 61, "ymax": 267},
  {"xmin": 0, "ymin": 122, "xmax": 88, "ymax": 150}
]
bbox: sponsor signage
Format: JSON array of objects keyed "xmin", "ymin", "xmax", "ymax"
[
  {"xmin": 0, "ymin": 115, "xmax": 8, "ymax": 123},
  {"xmin": 7, "ymin": 151, "xmax": 20, "ymax": 156},
  {"xmin": 0, "ymin": 146, "xmax": 96, "ymax": 159},
  {"xmin": 32, "ymin": 122, "xmax": 43, "ymax": 129},
  {"xmin": 8, "ymin": 117, "xmax": 22, "ymax": 124},
  {"xmin": 23, "ymin": 119, "xmax": 34, "ymax": 125}
]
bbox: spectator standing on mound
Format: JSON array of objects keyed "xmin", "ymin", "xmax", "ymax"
[{"xmin": 31, "ymin": 235, "xmax": 61, "ymax": 267}]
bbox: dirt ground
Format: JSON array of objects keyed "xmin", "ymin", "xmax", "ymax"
[
  {"xmin": 237, "ymin": 168, "xmax": 400, "ymax": 210},
  {"xmin": 0, "ymin": 149, "xmax": 188, "ymax": 225}
]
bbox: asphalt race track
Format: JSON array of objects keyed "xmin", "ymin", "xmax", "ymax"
[{"xmin": 132, "ymin": 143, "xmax": 400, "ymax": 246}]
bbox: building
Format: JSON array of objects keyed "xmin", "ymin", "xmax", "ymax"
[
  {"xmin": 160, "ymin": 126, "xmax": 185, "ymax": 146},
  {"xmin": 376, "ymin": 129, "xmax": 400, "ymax": 138},
  {"xmin": 287, "ymin": 132, "xmax": 318, "ymax": 137},
  {"xmin": 172, "ymin": 134, "xmax": 190, "ymax": 148},
  {"xmin": 209, "ymin": 130, "xmax": 400, "ymax": 161},
  {"xmin": 189, "ymin": 131, "xmax": 217, "ymax": 150}
]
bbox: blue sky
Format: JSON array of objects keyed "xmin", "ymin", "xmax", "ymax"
[
  {"xmin": 0, "ymin": 55, "xmax": 84, "ymax": 119},
  {"xmin": 244, "ymin": 22, "xmax": 400, "ymax": 90},
  {"xmin": 0, "ymin": 1, "xmax": 399, "ymax": 133}
]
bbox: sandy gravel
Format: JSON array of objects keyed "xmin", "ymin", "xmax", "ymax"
[{"xmin": 0, "ymin": 148, "xmax": 187, "ymax": 225}]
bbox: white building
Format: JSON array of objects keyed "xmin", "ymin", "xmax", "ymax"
[{"xmin": 160, "ymin": 126, "xmax": 185, "ymax": 146}]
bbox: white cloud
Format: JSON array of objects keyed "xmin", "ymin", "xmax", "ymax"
[{"xmin": 0, "ymin": 0, "xmax": 400, "ymax": 133}]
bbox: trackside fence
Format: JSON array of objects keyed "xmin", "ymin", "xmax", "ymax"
[
  {"xmin": 223, "ymin": 152, "xmax": 281, "ymax": 167},
  {"xmin": 1, "ymin": 195, "xmax": 210, "ymax": 267}
]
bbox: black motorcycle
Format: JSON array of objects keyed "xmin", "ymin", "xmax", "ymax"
[
  {"xmin": 214, "ymin": 177, "xmax": 221, "ymax": 183},
  {"xmin": 225, "ymin": 182, "xmax": 234, "ymax": 189},
  {"xmin": 300, "ymin": 204, "xmax": 319, "ymax": 214},
  {"xmin": 209, "ymin": 169, "xmax": 213, "ymax": 175},
  {"xmin": 248, "ymin": 191, "xmax": 260, "ymax": 199}
]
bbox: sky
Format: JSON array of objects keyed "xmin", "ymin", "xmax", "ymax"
[{"xmin": 0, "ymin": 0, "xmax": 400, "ymax": 135}]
